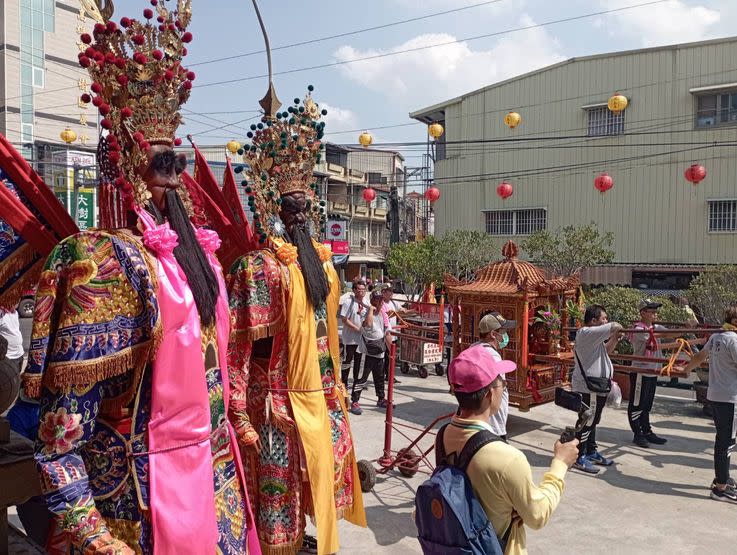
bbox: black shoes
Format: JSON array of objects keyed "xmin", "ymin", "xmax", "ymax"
[
  {"xmin": 633, "ymin": 432, "xmax": 667, "ymax": 448},
  {"xmin": 633, "ymin": 435, "xmax": 650, "ymax": 448},
  {"xmin": 645, "ymin": 432, "xmax": 667, "ymax": 445}
]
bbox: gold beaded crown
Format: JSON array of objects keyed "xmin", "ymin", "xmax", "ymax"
[
  {"xmin": 239, "ymin": 88, "xmax": 328, "ymax": 243},
  {"xmin": 78, "ymin": 0, "xmax": 194, "ymax": 207}
]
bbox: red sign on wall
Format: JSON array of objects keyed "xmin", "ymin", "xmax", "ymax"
[{"xmin": 332, "ymin": 240, "xmax": 349, "ymax": 255}]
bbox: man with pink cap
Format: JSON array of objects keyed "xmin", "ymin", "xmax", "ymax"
[{"xmin": 441, "ymin": 344, "xmax": 579, "ymax": 554}]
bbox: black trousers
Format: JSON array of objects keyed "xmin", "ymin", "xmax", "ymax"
[
  {"xmin": 711, "ymin": 401, "xmax": 736, "ymax": 485},
  {"xmin": 575, "ymin": 393, "xmax": 607, "ymax": 456},
  {"xmin": 628, "ymin": 373, "xmax": 657, "ymax": 436},
  {"xmin": 341, "ymin": 344, "xmax": 363, "ymax": 390},
  {"xmin": 352, "ymin": 355, "xmax": 385, "ymax": 403}
]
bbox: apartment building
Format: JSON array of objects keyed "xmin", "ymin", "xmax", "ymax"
[{"xmin": 410, "ymin": 36, "xmax": 737, "ymax": 290}]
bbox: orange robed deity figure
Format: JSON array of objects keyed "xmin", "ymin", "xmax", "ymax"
[{"xmin": 226, "ymin": 87, "xmax": 366, "ymax": 555}]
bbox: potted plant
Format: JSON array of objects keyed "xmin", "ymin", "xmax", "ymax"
[{"xmin": 535, "ymin": 307, "xmax": 562, "ymax": 354}]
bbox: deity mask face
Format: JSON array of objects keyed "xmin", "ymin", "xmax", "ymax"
[
  {"xmin": 279, "ymin": 191, "xmax": 308, "ymax": 237},
  {"xmin": 140, "ymin": 145, "xmax": 188, "ymax": 213}
]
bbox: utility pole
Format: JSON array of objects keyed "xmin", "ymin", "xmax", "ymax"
[{"xmin": 388, "ymin": 185, "xmax": 400, "ymax": 245}]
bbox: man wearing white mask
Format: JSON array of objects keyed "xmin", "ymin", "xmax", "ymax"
[{"xmin": 472, "ymin": 312, "xmax": 517, "ymax": 440}]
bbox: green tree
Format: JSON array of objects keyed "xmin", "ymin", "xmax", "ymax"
[
  {"xmin": 587, "ymin": 286, "xmax": 689, "ymax": 328},
  {"xmin": 439, "ymin": 230, "xmax": 497, "ymax": 281},
  {"xmin": 587, "ymin": 286, "xmax": 689, "ymax": 355},
  {"xmin": 386, "ymin": 236, "xmax": 445, "ymax": 298},
  {"xmin": 521, "ymin": 222, "xmax": 615, "ymax": 276},
  {"xmin": 687, "ymin": 265, "xmax": 737, "ymax": 324}
]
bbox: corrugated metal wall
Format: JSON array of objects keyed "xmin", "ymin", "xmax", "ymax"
[{"xmin": 432, "ymin": 39, "xmax": 737, "ymax": 265}]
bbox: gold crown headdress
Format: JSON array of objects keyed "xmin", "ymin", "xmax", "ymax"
[
  {"xmin": 78, "ymin": 0, "xmax": 194, "ymax": 208},
  {"xmin": 238, "ymin": 87, "xmax": 328, "ymax": 244}
]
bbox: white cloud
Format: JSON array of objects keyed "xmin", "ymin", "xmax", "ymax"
[
  {"xmin": 332, "ymin": 15, "xmax": 564, "ymax": 106},
  {"xmin": 600, "ymin": 0, "xmax": 720, "ymax": 47},
  {"xmin": 319, "ymin": 103, "xmax": 359, "ymax": 131}
]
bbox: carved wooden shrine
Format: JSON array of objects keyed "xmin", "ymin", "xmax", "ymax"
[{"xmin": 445, "ymin": 241, "xmax": 579, "ymax": 411}]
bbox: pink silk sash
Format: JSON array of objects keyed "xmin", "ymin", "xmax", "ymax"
[{"xmin": 137, "ymin": 209, "xmax": 259, "ymax": 554}]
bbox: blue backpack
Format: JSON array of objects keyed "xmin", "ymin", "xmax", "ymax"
[{"xmin": 415, "ymin": 425, "xmax": 510, "ymax": 555}]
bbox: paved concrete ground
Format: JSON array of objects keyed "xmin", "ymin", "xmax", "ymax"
[
  {"xmin": 9, "ymin": 322, "xmax": 735, "ymax": 554},
  {"xmin": 332, "ymin": 371, "xmax": 735, "ymax": 554}
]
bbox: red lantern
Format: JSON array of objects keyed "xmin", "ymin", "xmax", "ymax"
[
  {"xmin": 685, "ymin": 164, "xmax": 707, "ymax": 185},
  {"xmin": 424, "ymin": 186, "xmax": 441, "ymax": 203},
  {"xmin": 496, "ymin": 181, "xmax": 513, "ymax": 200},
  {"xmin": 362, "ymin": 187, "xmax": 377, "ymax": 202},
  {"xmin": 594, "ymin": 172, "xmax": 614, "ymax": 194}
]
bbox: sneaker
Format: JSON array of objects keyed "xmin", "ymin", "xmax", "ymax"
[
  {"xmin": 645, "ymin": 432, "xmax": 667, "ymax": 445},
  {"xmin": 710, "ymin": 484, "xmax": 737, "ymax": 504},
  {"xmin": 587, "ymin": 451, "xmax": 614, "ymax": 466},
  {"xmin": 633, "ymin": 435, "xmax": 650, "ymax": 448},
  {"xmin": 376, "ymin": 399, "xmax": 395, "ymax": 409},
  {"xmin": 711, "ymin": 477, "xmax": 737, "ymax": 488},
  {"xmin": 350, "ymin": 402, "xmax": 362, "ymax": 415},
  {"xmin": 573, "ymin": 455, "xmax": 601, "ymax": 474}
]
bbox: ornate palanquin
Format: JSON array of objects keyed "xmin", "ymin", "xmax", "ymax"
[{"xmin": 445, "ymin": 241, "xmax": 579, "ymax": 411}]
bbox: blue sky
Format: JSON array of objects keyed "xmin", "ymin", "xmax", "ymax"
[{"xmin": 114, "ymin": 0, "xmax": 736, "ymax": 165}]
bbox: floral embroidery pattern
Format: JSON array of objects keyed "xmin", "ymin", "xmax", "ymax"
[{"xmin": 39, "ymin": 407, "xmax": 83, "ymax": 455}]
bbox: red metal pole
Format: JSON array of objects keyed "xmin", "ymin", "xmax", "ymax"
[
  {"xmin": 379, "ymin": 341, "xmax": 397, "ymax": 467},
  {"xmin": 439, "ymin": 296, "xmax": 445, "ymax": 348}
]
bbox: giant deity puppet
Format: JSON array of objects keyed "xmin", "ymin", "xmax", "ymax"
[
  {"xmin": 225, "ymin": 5, "xmax": 366, "ymax": 554},
  {"xmin": 0, "ymin": 1, "xmax": 259, "ymax": 553}
]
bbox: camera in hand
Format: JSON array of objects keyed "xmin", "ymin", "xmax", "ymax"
[{"xmin": 555, "ymin": 387, "xmax": 593, "ymax": 444}]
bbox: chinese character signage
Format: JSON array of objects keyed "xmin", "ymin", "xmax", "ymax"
[{"xmin": 75, "ymin": 188, "xmax": 96, "ymax": 230}]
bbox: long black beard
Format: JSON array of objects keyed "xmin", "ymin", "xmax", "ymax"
[
  {"xmin": 155, "ymin": 189, "xmax": 219, "ymax": 327},
  {"xmin": 289, "ymin": 224, "xmax": 329, "ymax": 309}
]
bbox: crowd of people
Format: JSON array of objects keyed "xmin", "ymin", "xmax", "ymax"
[{"xmin": 412, "ymin": 297, "xmax": 737, "ymax": 554}]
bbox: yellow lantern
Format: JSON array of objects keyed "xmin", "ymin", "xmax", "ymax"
[
  {"xmin": 504, "ymin": 112, "xmax": 521, "ymax": 129},
  {"xmin": 358, "ymin": 130, "xmax": 373, "ymax": 147},
  {"xmin": 226, "ymin": 140, "xmax": 241, "ymax": 154},
  {"xmin": 60, "ymin": 127, "xmax": 77, "ymax": 144},
  {"xmin": 428, "ymin": 122, "xmax": 444, "ymax": 139},
  {"xmin": 607, "ymin": 92, "xmax": 628, "ymax": 114}
]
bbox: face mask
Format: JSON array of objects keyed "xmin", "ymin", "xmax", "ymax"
[{"xmin": 498, "ymin": 333, "xmax": 509, "ymax": 349}]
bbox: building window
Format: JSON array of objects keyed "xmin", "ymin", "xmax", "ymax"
[
  {"xmin": 696, "ymin": 92, "xmax": 737, "ymax": 127},
  {"xmin": 708, "ymin": 200, "xmax": 737, "ymax": 232},
  {"xmin": 485, "ymin": 208, "xmax": 546, "ymax": 236},
  {"xmin": 21, "ymin": 124, "xmax": 34, "ymax": 143},
  {"xmin": 349, "ymin": 221, "xmax": 367, "ymax": 248},
  {"xmin": 32, "ymin": 67, "xmax": 45, "ymax": 88},
  {"xmin": 587, "ymin": 106, "xmax": 625, "ymax": 137},
  {"xmin": 369, "ymin": 223, "xmax": 383, "ymax": 247}
]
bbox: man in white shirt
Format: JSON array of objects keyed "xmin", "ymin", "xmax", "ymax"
[
  {"xmin": 571, "ymin": 304, "xmax": 623, "ymax": 475},
  {"xmin": 0, "ymin": 309, "xmax": 24, "ymax": 372},
  {"xmin": 340, "ymin": 279, "xmax": 368, "ymax": 391},
  {"xmin": 628, "ymin": 298, "xmax": 679, "ymax": 448},
  {"xmin": 380, "ymin": 284, "xmax": 406, "ymax": 384},
  {"xmin": 472, "ymin": 312, "xmax": 516, "ymax": 441},
  {"xmin": 682, "ymin": 305, "xmax": 737, "ymax": 504}
]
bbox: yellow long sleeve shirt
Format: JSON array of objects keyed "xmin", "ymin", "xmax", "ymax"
[{"xmin": 443, "ymin": 417, "xmax": 568, "ymax": 555}]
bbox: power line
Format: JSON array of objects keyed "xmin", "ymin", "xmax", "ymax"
[
  {"xmin": 403, "ymin": 144, "xmax": 732, "ymax": 185},
  {"xmin": 188, "ymin": 0, "xmax": 506, "ymax": 67},
  {"xmin": 194, "ymin": 0, "xmax": 669, "ymax": 90}
]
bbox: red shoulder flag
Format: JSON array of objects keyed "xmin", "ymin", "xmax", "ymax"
[{"xmin": 222, "ymin": 157, "xmax": 254, "ymax": 249}]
